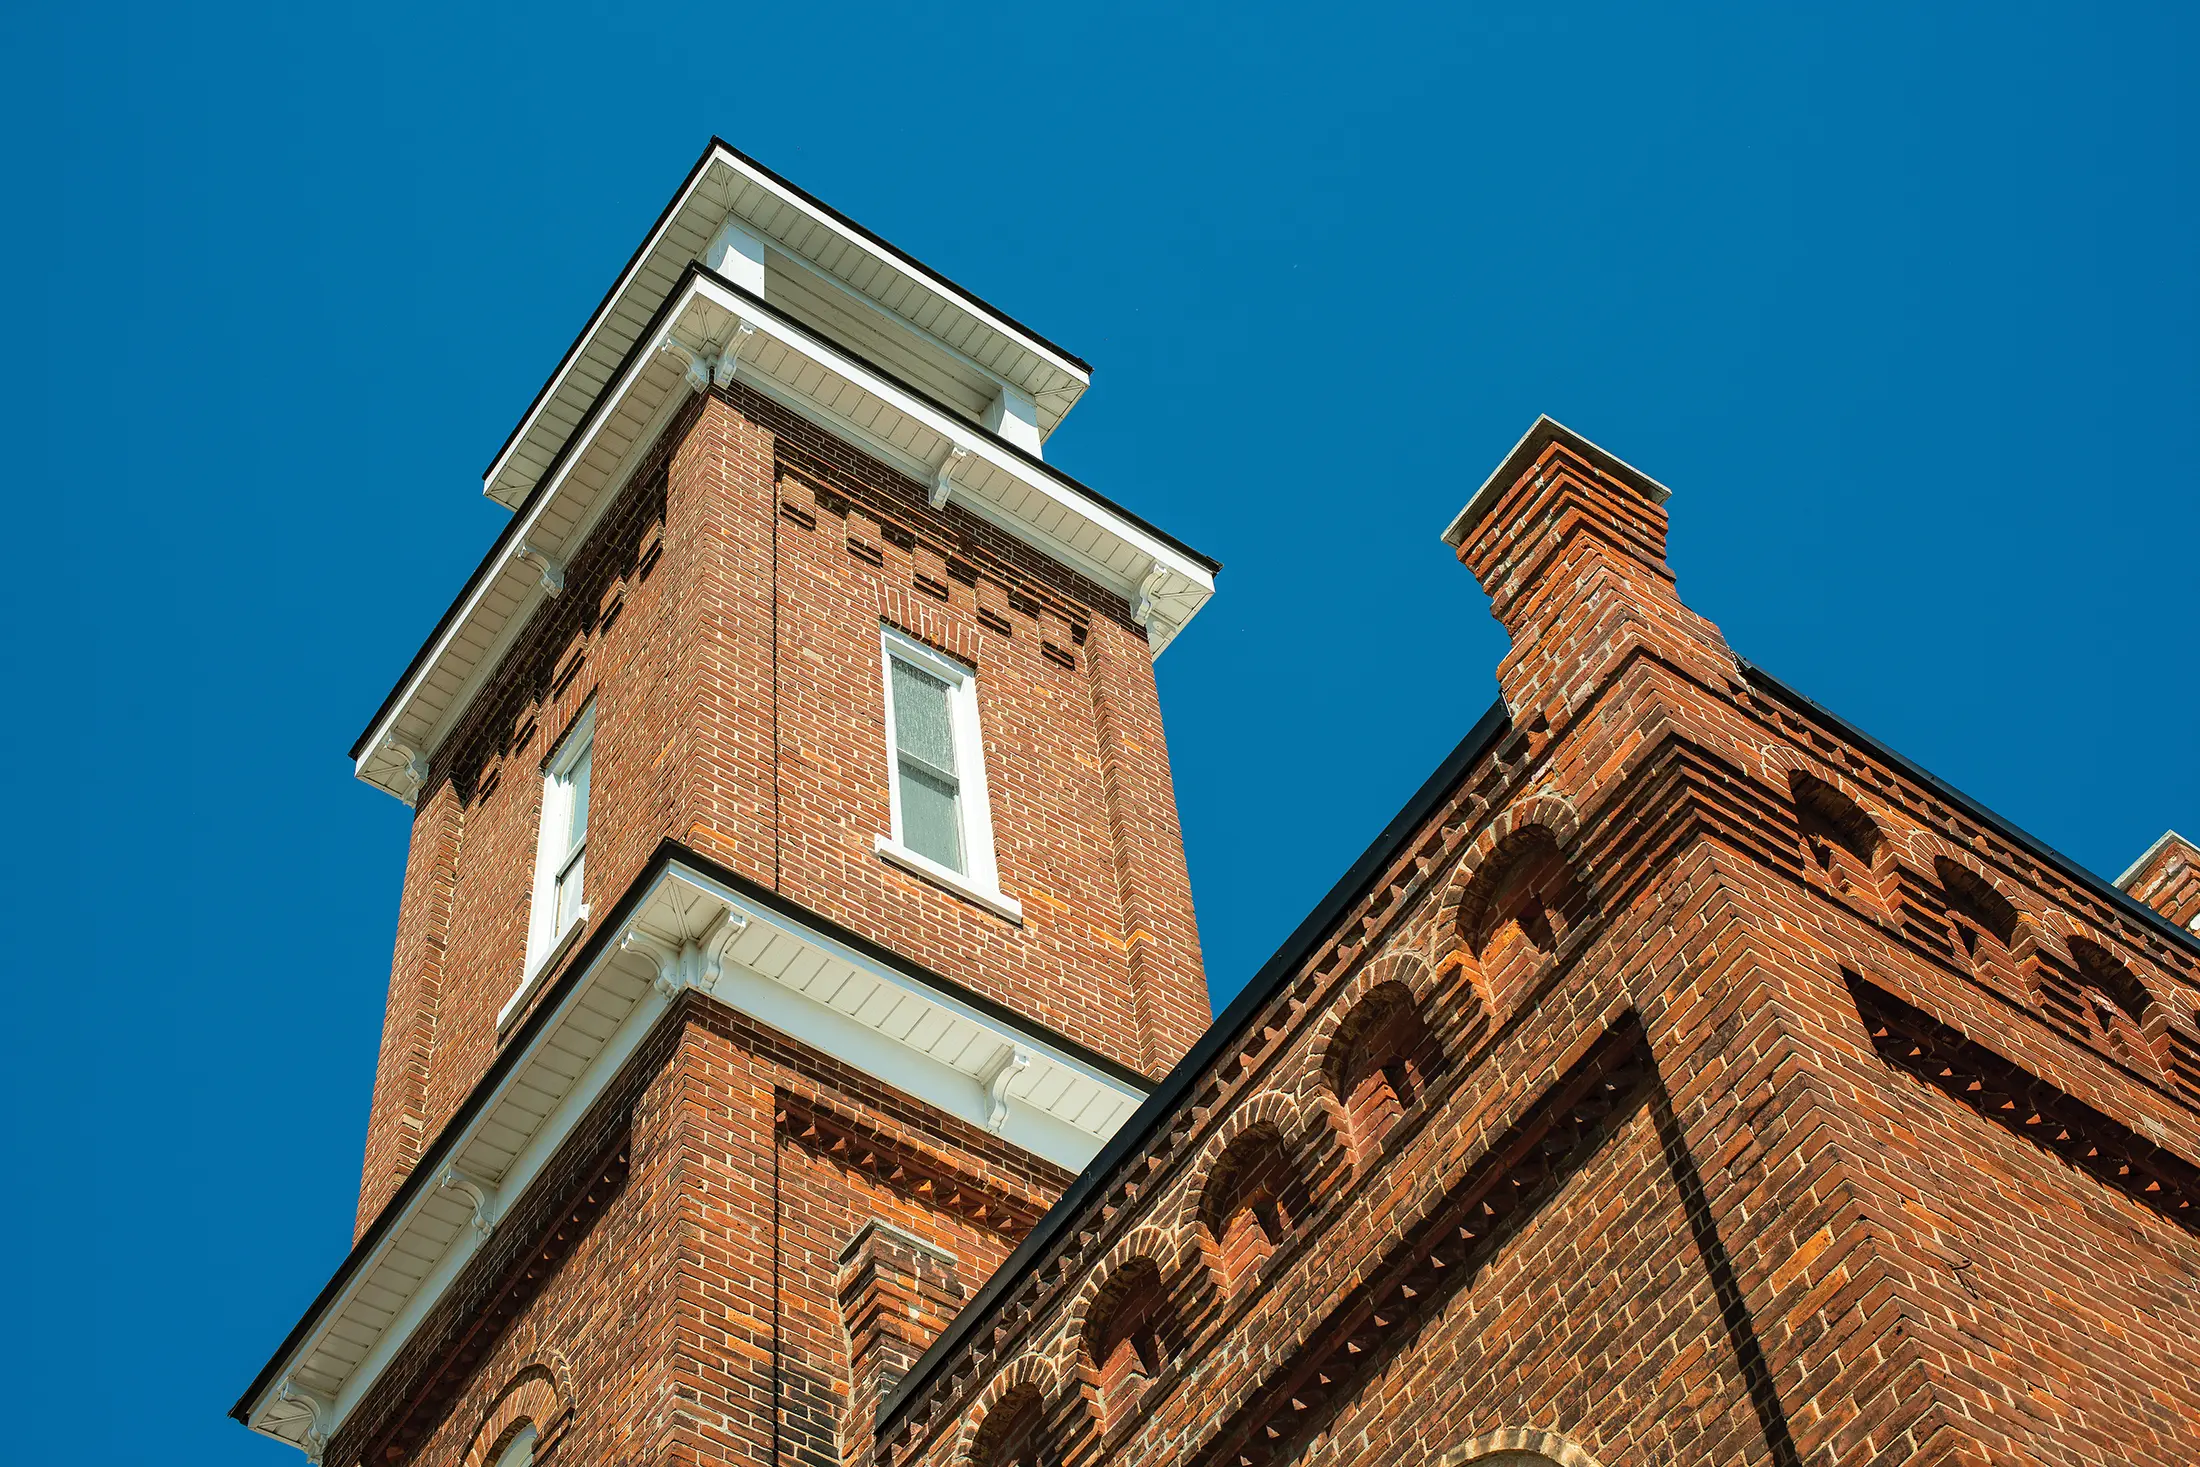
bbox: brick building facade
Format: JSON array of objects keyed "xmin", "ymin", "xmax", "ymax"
[{"xmin": 236, "ymin": 143, "xmax": 2200, "ymax": 1467}]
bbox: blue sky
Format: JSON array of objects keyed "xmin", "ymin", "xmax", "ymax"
[{"xmin": 6, "ymin": 3, "xmax": 2194, "ymax": 1461}]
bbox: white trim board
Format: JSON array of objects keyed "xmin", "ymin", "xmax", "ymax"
[
  {"xmin": 354, "ymin": 270, "xmax": 1216, "ymax": 803},
  {"xmin": 243, "ymin": 858, "xmax": 1147, "ymax": 1462}
]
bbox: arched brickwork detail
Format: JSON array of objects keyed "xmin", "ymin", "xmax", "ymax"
[
  {"xmin": 462, "ymin": 1364, "xmax": 571, "ymax": 1467},
  {"xmin": 1298, "ymin": 952, "xmax": 1438, "ymax": 1107},
  {"xmin": 1432, "ymin": 1427, "xmax": 1608, "ymax": 1467},
  {"xmin": 1169, "ymin": 1089, "xmax": 1308, "ymax": 1239},
  {"xmin": 954, "ymin": 1353, "xmax": 1061, "ymax": 1465},
  {"xmin": 1061, "ymin": 1234, "xmax": 1181, "ymax": 1437},
  {"xmin": 1433, "ymin": 795, "xmax": 1584, "ymax": 936},
  {"xmin": 1055, "ymin": 1224, "xmax": 1186, "ymax": 1374}
]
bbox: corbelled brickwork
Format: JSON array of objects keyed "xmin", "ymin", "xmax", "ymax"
[
  {"xmin": 356, "ymin": 385, "xmax": 1209, "ymax": 1231},
  {"xmin": 875, "ymin": 425, "xmax": 2200, "ymax": 1467}
]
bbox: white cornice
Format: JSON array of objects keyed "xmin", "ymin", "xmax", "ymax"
[
  {"xmin": 353, "ymin": 270, "xmax": 1215, "ymax": 803},
  {"xmin": 242, "ymin": 857, "xmax": 1147, "ymax": 1460},
  {"xmin": 484, "ymin": 141, "xmax": 1093, "ymax": 512}
]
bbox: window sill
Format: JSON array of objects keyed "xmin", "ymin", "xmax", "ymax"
[
  {"xmin": 499, "ymin": 906, "xmax": 591, "ymax": 1035},
  {"xmin": 873, "ymin": 836, "xmax": 1023, "ymax": 924}
]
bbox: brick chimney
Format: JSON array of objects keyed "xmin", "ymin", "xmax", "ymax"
[
  {"xmin": 1443, "ymin": 416, "xmax": 1737, "ymax": 732},
  {"xmin": 2116, "ymin": 830, "xmax": 2200, "ymax": 931}
]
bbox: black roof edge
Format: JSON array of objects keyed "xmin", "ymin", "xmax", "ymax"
[
  {"xmin": 1739, "ymin": 659, "xmax": 2200, "ymax": 962},
  {"xmin": 482, "ymin": 137, "xmax": 1091, "ymax": 486},
  {"xmin": 877, "ymin": 697, "xmax": 1514, "ymax": 1437},
  {"xmin": 232, "ymin": 837, "xmax": 1149, "ymax": 1425},
  {"xmin": 354, "ymin": 261, "xmax": 1217, "ymax": 766}
]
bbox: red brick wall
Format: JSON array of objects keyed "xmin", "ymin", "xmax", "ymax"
[
  {"xmin": 877, "ymin": 433, "xmax": 2200, "ymax": 1467},
  {"xmin": 354, "ymin": 387, "xmax": 1208, "ymax": 1228},
  {"xmin": 2121, "ymin": 832, "xmax": 2200, "ymax": 930}
]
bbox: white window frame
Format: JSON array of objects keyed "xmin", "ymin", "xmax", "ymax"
[
  {"xmin": 874, "ymin": 626, "xmax": 1021, "ymax": 923},
  {"xmin": 525, "ymin": 701, "xmax": 596, "ymax": 978}
]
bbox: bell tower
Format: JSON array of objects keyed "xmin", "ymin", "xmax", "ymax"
[{"xmin": 235, "ymin": 139, "xmax": 1218, "ymax": 1467}]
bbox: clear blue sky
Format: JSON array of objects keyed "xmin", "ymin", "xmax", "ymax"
[{"xmin": 6, "ymin": 3, "xmax": 2193, "ymax": 1460}]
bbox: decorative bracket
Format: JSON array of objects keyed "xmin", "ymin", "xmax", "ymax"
[
  {"xmin": 713, "ymin": 321, "xmax": 758, "ymax": 389},
  {"xmin": 621, "ymin": 906, "xmax": 750, "ymax": 1003},
  {"xmin": 977, "ymin": 1044, "xmax": 1032, "ymax": 1134},
  {"xmin": 930, "ymin": 445, "xmax": 972, "ymax": 510},
  {"xmin": 1131, "ymin": 561, "xmax": 1171, "ymax": 629},
  {"xmin": 661, "ymin": 322, "xmax": 757, "ymax": 394},
  {"xmin": 435, "ymin": 1165, "xmax": 499, "ymax": 1239},
  {"xmin": 513, "ymin": 541, "xmax": 566, "ymax": 596},
  {"xmin": 274, "ymin": 1375, "xmax": 334, "ymax": 1465},
  {"xmin": 379, "ymin": 736, "xmax": 431, "ymax": 802}
]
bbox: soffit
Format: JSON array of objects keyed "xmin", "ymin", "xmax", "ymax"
[{"xmin": 484, "ymin": 140, "xmax": 1092, "ymax": 511}]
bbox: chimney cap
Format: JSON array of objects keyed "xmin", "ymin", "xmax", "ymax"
[{"xmin": 1442, "ymin": 414, "xmax": 1673, "ymax": 548}]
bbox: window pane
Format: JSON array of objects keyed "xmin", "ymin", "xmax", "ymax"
[
  {"xmin": 566, "ymin": 743, "xmax": 592, "ymax": 852},
  {"xmin": 556, "ymin": 849, "xmax": 585, "ymax": 930},
  {"xmin": 891, "ymin": 659, "xmax": 956, "ymax": 777},
  {"xmin": 899, "ymin": 758, "xmax": 963, "ymax": 872}
]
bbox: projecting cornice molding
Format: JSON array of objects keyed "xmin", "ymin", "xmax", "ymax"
[
  {"xmin": 351, "ymin": 267, "xmax": 1217, "ymax": 803},
  {"xmin": 236, "ymin": 848, "xmax": 1148, "ymax": 1461}
]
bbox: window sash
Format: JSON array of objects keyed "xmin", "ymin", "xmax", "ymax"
[{"xmin": 881, "ymin": 630, "xmax": 996, "ymax": 891}]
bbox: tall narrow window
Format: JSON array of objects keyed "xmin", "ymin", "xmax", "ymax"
[
  {"xmin": 876, "ymin": 627, "xmax": 1017, "ymax": 921},
  {"xmin": 529, "ymin": 703, "xmax": 596, "ymax": 971}
]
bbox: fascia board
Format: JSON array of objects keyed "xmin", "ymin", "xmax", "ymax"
[
  {"xmin": 356, "ymin": 267, "xmax": 1215, "ymax": 801},
  {"xmin": 244, "ymin": 855, "xmax": 1144, "ymax": 1456},
  {"xmin": 483, "ymin": 139, "xmax": 1091, "ymax": 508}
]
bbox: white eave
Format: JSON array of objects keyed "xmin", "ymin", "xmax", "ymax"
[
  {"xmin": 241, "ymin": 856, "xmax": 1147, "ymax": 1461},
  {"xmin": 484, "ymin": 139, "xmax": 1092, "ymax": 511},
  {"xmin": 354, "ymin": 268, "xmax": 1215, "ymax": 803}
]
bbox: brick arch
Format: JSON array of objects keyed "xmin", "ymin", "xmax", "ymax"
[
  {"xmin": 1297, "ymin": 951, "xmax": 1437, "ymax": 1107},
  {"xmin": 1056, "ymin": 1222, "xmax": 1187, "ymax": 1372},
  {"xmin": 954, "ymin": 1353, "xmax": 1061, "ymax": 1464},
  {"xmin": 1433, "ymin": 795, "xmax": 1585, "ymax": 935},
  {"xmin": 1904, "ymin": 834, "xmax": 2059, "ymax": 959},
  {"xmin": 462, "ymin": 1363, "xmax": 571, "ymax": 1467},
  {"xmin": 1432, "ymin": 1427, "xmax": 1608, "ymax": 1467},
  {"xmin": 1169, "ymin": 1089, "xmax": 1308, "ymax": 1239}
]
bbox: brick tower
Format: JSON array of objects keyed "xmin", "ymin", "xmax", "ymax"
[{"xmin": 235, "ymin": 140, "xmax": 1217, "ymax": 1466}]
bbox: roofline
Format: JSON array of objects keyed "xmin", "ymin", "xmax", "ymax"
[
  {"xmin": 232, "ymin": 837, "xmax": 1152, "ymax": 1425},
  {"xmin": 877, "ymin": 698, "xmax": 1514, "ymax": 1436},
  {"xmin": 1739, "ymin": 661, "xmax": 2200, "ymax": 961},
  {"xmin": 481, "ymin": 137, "xmax": 1092, "ymax": 488},
  {"xmin": 1441, "ymin": 414, "xmax": 1673, "ymax": 549},
  {"xmin": 2114, "ymin": 829, "xmax": 2196, "ymax": 890},
  {"xmin": 350, "ymin": 261, "xmax": 1219, "ymax": 765}
]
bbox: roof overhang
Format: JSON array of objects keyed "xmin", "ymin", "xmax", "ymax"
[
  {"xmin": 235, "ymin": 845, "xmax": 1148, "ymax": 1460},
  {"xmin": 484, "ymin": 138, "xmax": 1093, "ymax": 510},
  {"xmin": 352, "ymin": 264, "xmax": 1217, "ymax": 802},
  {"xmin": 1441, "ymin": 414, "xmax": 1673, "ymax": 549}
]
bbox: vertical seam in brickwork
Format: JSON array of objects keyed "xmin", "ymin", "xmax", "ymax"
[{"xmin": 771, "ymin": 459, "xmax": 783, "ymax": 892}]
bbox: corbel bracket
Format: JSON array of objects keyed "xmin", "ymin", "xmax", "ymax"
[
  {"xmin": 379, "ymin": 736, "xmax": 431, "ymax": 801},
  {"xmin": 713, "ymin": 321, "xmax": 758, "ymax": 389},
  {"xmin": 931, "ymin": 445, "xmax": 973, "ymax": 510},
  {"xmin": 435, "ymin": 1165, "xmax": 499, "ymax": 1239},
  {"xmin": 1131, "ymin": 562, "xmax": 1172, "ymax": 629},
  {"xmin": 274, "ymin": 1376, "xmax": 334, "ymax": 1465},
  {"xmin": 977, "ymin": 1044, "xmax": 1032, "ymax": 1135},
  {"xmin": 513, "ymin": 541, "xmax": 566, "ymax": 596},
  {"xmin": 661, "ymin": 321, "xmax": 758, "ymax": 394},
  {"xmin": 622, "ymin": 907, "xmax": 750, "ymax": 1003}
]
